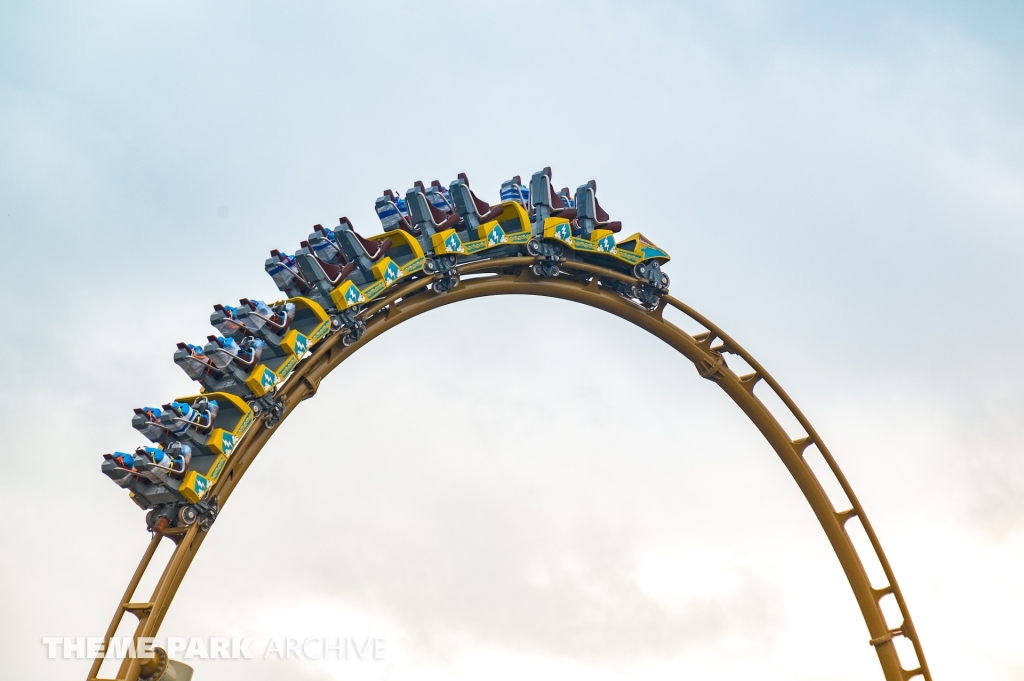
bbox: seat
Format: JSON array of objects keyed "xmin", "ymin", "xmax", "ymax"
[
  {"xmin": 555, "ymin": 187, "xmax": 580, "ymax": 234},
  {"xmin": 375, "ymin": 190, "xmax": 419, "ymax": 235},
  {"xmin": 176, "ymin": 342, "xmax": 212, "ymax": 364},
  {"xmin": 142, "ymin": 442, "xmax": 191, "ymax": 476},
  {"xmin": 166, "ymin": 398, "xmax": 218, "ymax": 435},
  {"xmin": 449, "ymin": 174, "xmax": 504, "ymax": 236},
  {"xmin": 173, "ymin": 342, "xmax": 224, "ymax": 382},
  {"xmin": 458, "ymin": 173, "xmax": 504, "ymax": 221},
  {"xmin": 427, "ymin": 180, "xmax": 455, "ymax": 214},
  {"xmin": 309, "ymin": 224, "xmax": 351, "ymax": 264},
  {"xmin": 406, "ymin": 186, "xmax": 462, "ymax": 237},
  {"xmin": 132, "ymin": 406, "xmax": 168, "ymax": 443},
  {"xmin": 166, "ymin": 442, "xmax": 192, "ymax": 475},
  {"xmin": 296, "ymin": 239, "xmax": 355, "ymax": 286},
  {"xmin": 332, "ymin": 217, "xmax": 392, "ymax": 274},
  {"xmin": 205, "ymin": 335, "xmax": 264, "ymax": 372},
  {"xmin": 265, "ymin": 250, "xmax": 311, "ymax": 296},
  {"xmin": 500, "ymin": 176, "xmax": 530, "ymax": 206},
  {"xmin": 104, "ymin": 451, "xmax": 136, "ymax": 471},
  {"xmin": 574, "ymin": 179, "xmax": 621, "ymax": 238},
  {"xmin": 238, "ymin": 298, "xmax": 295, "ymax": 334},
  {"xmin": 528, "ymin": 167, "xmax": 578, "ymax": 224},
  {"xmin": 210, "ymin": 304, "xmax": 247, "ymax": 340}
]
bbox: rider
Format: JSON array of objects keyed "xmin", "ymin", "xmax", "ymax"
[
  {"xmin": 212, "ymin": 335, "xmax": 265, "ymax": 370},
  {"xmin": 109, "ymin": 450, "xmax": 137, "ymax": 470},
  {"xmin": 134, "ymin": 406, "xmax": 165, "ymax": 441},
  {"xmin": 167, "ymin": 397, "xmax": 219, "ymax": 435},
  {"xmin": 138, "ymin": 442, "xmax": 192, "ymax": 476},
  {"xmin": 246, "ymin": 298, "xmax": 295, "ymax": 331}
]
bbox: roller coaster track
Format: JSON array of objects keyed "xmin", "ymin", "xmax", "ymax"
[{"xmin": 88, "ymin": 256, "xmax": 932, "ymax": 681}]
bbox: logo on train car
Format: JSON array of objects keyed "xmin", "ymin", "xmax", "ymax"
[
  {"xmin": 487, "ymin": 225, "xmax": 507, "ymax": 246},
  {"xmin": 597, "ymin": 235, "xmax": 616, "ymax": 253},
  {"xmin": 259, "ymin": 367, "xmax": 277, "ymax": 389},
  {"xmin": 444, "ymin": 233, "xmax": 464, "ymax": 254},
  {"xmin": 342, "ymin": 281, "xmax": 365, "ymax": 305},
  {"xmin": 221, "ymin": 432, "xmax": 236, "ymax": 456},
  {"xmin": 383, "ymin": 260, "xmax": 400, "ymax": 285},
  {"xmin": 273, "ymin": 326, "xmax": 305, "ymax": 358},
  {"xmin": 554, "ymin": 223, "xmax": 571, "ymax": 241},
  {"xmin": 192, "ymin": 474, "xmax": 209, "ymax": 497}
]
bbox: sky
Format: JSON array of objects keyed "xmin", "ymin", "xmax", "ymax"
[{"xmin": 1, "ymin": 0, "xmax": 1023, "ymax": 679}]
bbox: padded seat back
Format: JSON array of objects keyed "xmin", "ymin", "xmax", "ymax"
[
  {"xmin": 376, "ymin": 193, "xmax": 418, "ymax": 235},
  {"xmin": 530, "ymin": 167, "xmax": 577, "ymax": 224},
  {"xmin": 450, "ymin": 175, "xmax": 504, "ymax": 235},
  {"xmin": 331, "ymin": 217, "xmax": 392, "ymax": 277},
  {"xmin": 296, "ymin": 241, "xmax": 354, "ymax": 286},
  {"xmin": 406, "ymin": 187, "xmax": 461, "ymax": 236},
  {"xmin": 427, "ymin": 181, "xmax": 454, "ymax": 213},
  {"xmin": 265, "ymin": 250, "xmax": 310, "ymax": 297},
  {"xmin": 500, "ymin": 176, "xmax": 529, "ymax": 206},
  {"xmin": 557, "ymin": 187, "xmax": 575, "ymax": 209},
  {"xmin": 574, "ymin": 180, "xmax": 621, "ymax": 237},
  {"xmin": 529, "ymin": 167, "xmax": 553, "ymax": 209}
]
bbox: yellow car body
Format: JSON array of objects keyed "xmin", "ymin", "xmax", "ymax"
[
  {"xmin": 431, "ymin": 201, "xmax": 534, "ymax": 257},
  {"xmin": 169, "ymin": 391, "xmax": 254, "ymax": 503},
  {"xmin": 542, "ymin": 218, "xmax": 670, "ymax": 267},
  {"xmin": 330, "ymin": 229, "xmax": 428, "ymax": 310},
  {"xmin": 239, "ymin": 296, "xmax": 331, "ymax": 397}
]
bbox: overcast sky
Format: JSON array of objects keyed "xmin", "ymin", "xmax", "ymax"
[{"xmin": 2, "ymin": 1, "xmax": 1023, "ymax": 679}]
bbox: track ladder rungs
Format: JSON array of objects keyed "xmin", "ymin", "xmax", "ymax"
[
  {"xmin": 123, "ymin": 602, "xmax": 153, "ymax": 618},
  {"xmin": 872, "ymin": 584, "xmax": 894, "ymax": 601},
  {"xmin": 790, "ymin": 436, "xmax": 813, "ymax": 455},
  {"xmin": 162, "ymin": 525, "xmax": 188, "ymax": 534},
  {"xmin": 836, "ymin": 508, "xmax": 858, "ymax": 525},
  {"xmin": 738, "ymin": 371, "xmax": 761, "ymax": 393}
]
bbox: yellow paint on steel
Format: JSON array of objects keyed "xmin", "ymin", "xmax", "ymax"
[{"xmin": 89, "ymin": 257, "xmax": 930, "ymax": 681}]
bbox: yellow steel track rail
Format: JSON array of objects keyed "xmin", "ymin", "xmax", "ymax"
[{"xmin": 88, "ymin": 256, "xmax": 930, "ymax": 681}]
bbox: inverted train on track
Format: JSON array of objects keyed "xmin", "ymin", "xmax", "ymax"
[{"xmin": 101, "ymin": 167, "xmax": 672, "ymax": 532}]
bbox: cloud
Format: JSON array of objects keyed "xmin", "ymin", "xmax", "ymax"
[{"xmin": 2, "ymin": 1, "xmax": 1024, "ymax": 679}]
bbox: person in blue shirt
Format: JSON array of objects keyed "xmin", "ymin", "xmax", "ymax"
[
  {"xmin": 167, "ymin": 397, "xmax": 219, "ymax": 435},
  {"xmin": 139, "ymin": 442, "xmax": 192, "ymax": 476}
]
